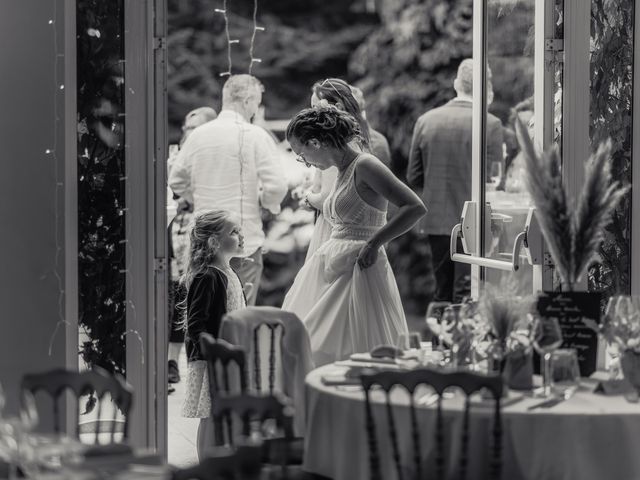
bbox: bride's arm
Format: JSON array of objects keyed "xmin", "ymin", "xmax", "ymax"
[{"xmin": 355, "ymin": 157, "xmax": 426, "ymax": 268}]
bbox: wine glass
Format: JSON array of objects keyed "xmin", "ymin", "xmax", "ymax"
[
  {"xmin": 438, "ymin": 306, "xmax": 458, "ymax": 366},
  {"xmin": 604, "ymin": 295, "xmax": 623, "ymax": 379},
  {"xmin": 532, "ymin": 316, "xmax": 563, "ymax": 397},
  {"xmin": 396, "ymin": 332, "xmax": 422, "ymax": 366},
  {"xmin": 550, "ymin": 348, "xmax": 580, "ymax": 399}
]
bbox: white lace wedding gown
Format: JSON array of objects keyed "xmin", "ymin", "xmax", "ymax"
[{"xmin": 282, "ymin": 156, "xmax": 408, "ymax": 366}]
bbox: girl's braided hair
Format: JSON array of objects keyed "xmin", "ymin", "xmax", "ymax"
[{"xmin": 286, "ymin": 104, "xmax": 362, "ymax": 150}]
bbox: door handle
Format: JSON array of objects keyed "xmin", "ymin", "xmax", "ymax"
[{"xmin": 450, "ymin": 224, "xmax": 527, "ymax": 272}]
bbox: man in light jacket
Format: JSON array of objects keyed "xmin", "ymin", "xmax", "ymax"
[{"xmin": 169, "ymin": 74, "xmax": 287, "ymax": 305}]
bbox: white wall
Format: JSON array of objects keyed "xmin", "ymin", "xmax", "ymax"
[{"xmin": 0, "ymin": 0, "xmax": 76, "ymax": 418}]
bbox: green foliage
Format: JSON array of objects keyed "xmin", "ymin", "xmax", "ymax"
[
  {"xmin": 77, "ymin": 0, "xmax": 126, "ymax": 375},
  {"xmin": 167, "ymin": 0, "xmax": 377, "ymax": 142},
  {"xmin": 588, "ymin": 0, "xmax": 634, "ymax": 297}
]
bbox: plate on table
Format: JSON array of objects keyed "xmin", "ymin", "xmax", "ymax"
[
  {"xmin": 336, "ymin": 360, "xmax": 409, "ymax": 370},
  {"xmin": 349, "ymin": 352, "xmax": 421, "ymax": 364}
]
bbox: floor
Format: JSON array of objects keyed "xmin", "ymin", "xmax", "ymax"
[{"xmin": 167, "ymin": 349, "xmax": 199, "ymax": 468}]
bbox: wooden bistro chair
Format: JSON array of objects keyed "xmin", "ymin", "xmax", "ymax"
[
  {"xmin": 360, "ymin": 368, "xmax": 504, "ymax": 480},
  {"xmin": 21, "ymin": 366, "xmax": 136, "ymax": 460},
  {"xmin": 212, "ymin": 393, "xmax": 296, "ymax": 479},
  {"xmin": 171, "ymin": 441, "xmax": 264, "ymax": 480},
  {"xmin": 199, "ymin": 333, "xmax": 248, "ymax": 396}
]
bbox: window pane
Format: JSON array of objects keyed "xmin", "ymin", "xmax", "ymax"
[{"xmin": 484, "ymin": 0, "xmax": 535, "ymax": 295}]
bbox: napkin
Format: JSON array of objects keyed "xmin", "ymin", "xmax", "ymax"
[
  {"xmin": 320, "ymin": 374, "xmax": 361, "ymax": 386},
  {"xmin": 594, "ymin": 378, "xmax": 635, "ymax": 395}
]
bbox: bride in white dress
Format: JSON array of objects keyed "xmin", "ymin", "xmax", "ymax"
[{"xmin": 282, "ymin": 105, "xmax": 427, "ymax": 366}]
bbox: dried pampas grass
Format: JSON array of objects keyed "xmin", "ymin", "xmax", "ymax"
[{"xmin": 515, "ymin": 117, "xmax": 629, "ymax": 290}]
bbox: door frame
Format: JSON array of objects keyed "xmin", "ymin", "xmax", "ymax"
[{"xmin": 124, "ymin": 0, "xmax": 168, "ymax": 453}]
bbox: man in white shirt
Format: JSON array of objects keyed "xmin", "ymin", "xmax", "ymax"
[{"xmin": 169, "ymin": 74, "xmax": 287, "ymax": 305}]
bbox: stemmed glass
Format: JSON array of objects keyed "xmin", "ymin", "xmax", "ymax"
[
  {"xmin": 604, "ymin": 296, "xmax": 623, "ymax": 379},
  {"xmin": 396, "ymin": 332, "xmax": 423, "ymax": 366},
  {"xmin": 532, "ymin": 316, "xmax": 563, "ymax": 397},
  {"xmin": 437, "ymin": 306, "xmax": 458, "ymax": 366}
]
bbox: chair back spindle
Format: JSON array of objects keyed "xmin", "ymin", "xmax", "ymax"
[
  {"xmin": 252, "ymin": 322, "xmax": 285, "ymax": 395},
  {"xmin": 361, "ymin": 368, "xmax": 503, "ymax": 480},
  {"xmin": 21, "ymin": 367, "xmax": 133, "ymax": 444}
]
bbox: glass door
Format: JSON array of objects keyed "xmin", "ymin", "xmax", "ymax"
[
  {"xmin": 452, "ymin": 0, "xmax": 559, "ymax": 296},
  {"xmin": 483, "ymin": 0, "xmax": 537, "ymax": 295}
]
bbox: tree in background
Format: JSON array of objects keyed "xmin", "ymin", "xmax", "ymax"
[
  {"xmin": 168, "ymin": 0, "xmax": 378, "ymax": 142},
  {"xmin": 77, "ymin": 0, "xmax": 126, "ymax": 375},
  {"xmin": 589, "ymin": 0, "xmax": 633, "ymax": 298}
]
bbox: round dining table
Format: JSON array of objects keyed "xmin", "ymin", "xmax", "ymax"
[{"xmin": 303, "ymin": 363, "xmax": 640, "ymax": 480}]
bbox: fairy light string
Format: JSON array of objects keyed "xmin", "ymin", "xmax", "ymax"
[
  {"xmin": 248, "ymin": 0, "xmax": 264, "ymax": 74},
  {"xmin": 47, "ymin": 0, "xmax": 71, "ymax": 356},
  {"xmin": 215, "ymin": 0, "xmax": 239, "ymax": 77}
]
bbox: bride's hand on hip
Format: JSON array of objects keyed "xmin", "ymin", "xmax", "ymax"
[{"xmin": 357, "ymin": 242, "xmax": 379, "ymax": 270}]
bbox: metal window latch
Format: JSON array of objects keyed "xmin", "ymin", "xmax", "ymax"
[
  {"xmin": 153, "ymin": 37, "xmax": 167, "ymax": 50},
  {"xmin": 154, "ymin": 257, "xmax": 167, "ymax": 271}
]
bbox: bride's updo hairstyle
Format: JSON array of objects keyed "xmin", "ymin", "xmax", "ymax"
[
  {"xmin": 286, "ymin": 105, "xmax": 362, "ymax": 150},
  {"xmin": 312, "ymin": 78, "xmax": 371, "ymax": 148}
]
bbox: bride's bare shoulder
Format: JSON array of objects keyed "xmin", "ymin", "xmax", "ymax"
[{"xmin": 354, "ymin": 153, "xmax": 393, "ymax": 179}]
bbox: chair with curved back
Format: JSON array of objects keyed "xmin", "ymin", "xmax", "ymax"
[
  {"xmin": 360, "ymin": 368, "xmax": 503, "ymax": 480},
  {"xmin": 21, "ymin": 366, "xmax": 133, "ymax": 445},
  {"xmin": 219, "ymin": 307, "xmax": 315, "ymax": 437},
  {"xmin": 171, "ymin": 442, "xmax": 264, "ymax": 480},
  {"xmin": 199, "ymin": 333, "xmax": 248, "ymax": 395},
  {"xmin": 199, "ymin": 333, "xmax": 248, "ymax": 446},
  {"xmin": 212, "ymin": 393, "xmax": 297, "ymax": 479}
]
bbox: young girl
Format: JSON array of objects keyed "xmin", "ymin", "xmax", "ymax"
[{"xmin": 180, "ymin": 210, "xmax": 245, "ymax": 459}]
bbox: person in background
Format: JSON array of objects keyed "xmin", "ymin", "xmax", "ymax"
[
  {"xmin": 167, "ymin": 106, "xmax": 218, "ymax": 391},
  {"xmin": 180, "ymin": 210, "xmax": 246, "ymax": 459},
  {"xmin": 500, "ymin": 96, "xmax": 534, "ymax": 193},
  {"xmin": 169, "ymin": 74, "xmax": 287, "ymax": 305},
  {"xmin": 350, "ymin": 86, "xmax": 393, "ymax": 169},
  {"xmin": 407, "ymin": 58, "xmax": 504, "ymax": 304}
]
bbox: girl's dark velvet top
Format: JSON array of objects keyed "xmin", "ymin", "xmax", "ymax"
[{"xmin": 184, "ymin": 269, "xmax": 228, "ymax": 362}]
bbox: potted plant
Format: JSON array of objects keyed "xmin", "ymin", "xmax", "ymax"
[
  {"xmin": 515, "ymin": 119, "xmax": 628, "ymax": 376},
  {"xmin": 515, "ymin": 119, "xmax": 628, "ymax": 292}
]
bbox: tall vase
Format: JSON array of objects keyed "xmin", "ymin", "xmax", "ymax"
[
  {"xmin": 620, "ymin": 350, "xmax": 640, "ymax": 393},
  {"xmin": 504, "ymin": 349, "xmax": 534, "ymax": 390}
]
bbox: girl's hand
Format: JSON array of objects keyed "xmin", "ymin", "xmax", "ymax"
[
  {"xmin": 298, "ymin": 195, "xmax": 314, "ymax": 211},
  {"xmin": 357, "ymin": 242, "xmax": 379, "ymax": 270}
]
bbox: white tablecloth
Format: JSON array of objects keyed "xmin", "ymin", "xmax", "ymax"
[{"xmin": 304, "ymin": 364, "xmax": 640, "ymax": 480}]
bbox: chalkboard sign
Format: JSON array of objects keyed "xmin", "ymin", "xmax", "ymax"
[{"xmin": 535, "ymin": 292, "xmax": 601, "ymax": 377}]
